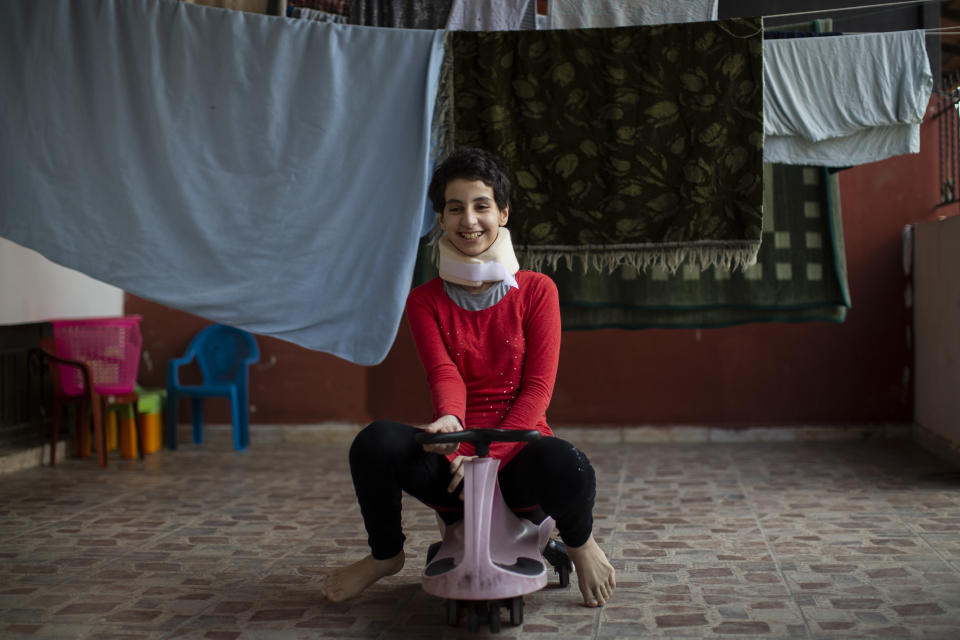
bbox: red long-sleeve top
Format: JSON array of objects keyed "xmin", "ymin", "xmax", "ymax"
[{"xmin": 406, "ymin": 271, "xmax": 561, "ymax": 466}]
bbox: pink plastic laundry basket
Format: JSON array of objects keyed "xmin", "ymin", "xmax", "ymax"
[{"xmin": 50, "ymin": 316, "xmax": 143, "ymax": 396}]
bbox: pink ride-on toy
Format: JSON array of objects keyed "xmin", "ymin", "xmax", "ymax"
[{"xmin": 414, "ymin": 429, "xmax": 573, "ymax": 633}]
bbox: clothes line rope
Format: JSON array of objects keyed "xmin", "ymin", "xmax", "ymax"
[
  {"xmin": 764, "ymin": 0, "xmax": 938, "ymax": 20},
  {"xmin": 841, "ymin": 27, "xmax": 960, "ymax": 37}
]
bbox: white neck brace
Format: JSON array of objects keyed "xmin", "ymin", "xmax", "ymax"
[{"xmin": 438, "ymin": 227, "xmax": 520, "ymax": 289}]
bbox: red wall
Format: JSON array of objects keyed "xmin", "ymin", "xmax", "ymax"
[
  {"xmin": 130, "ymin": 110, "xmax": 946, "ymax": 428},
  {"xmin": 128, "ymin": 299, "xmax": 370, "ymax": 425}
]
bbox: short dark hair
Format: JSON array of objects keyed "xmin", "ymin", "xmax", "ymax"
[{"xmin": 427, "ymin": 147, "xmax": 511, "ymax": 213}]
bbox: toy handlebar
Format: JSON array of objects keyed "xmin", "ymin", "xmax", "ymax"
[{"xmin": 414, "ymin": 428, "xmax": 542, "ymax": 457}]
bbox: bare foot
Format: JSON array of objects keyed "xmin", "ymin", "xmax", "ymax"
[
  {"xmin": 321, "ymin": 551, "xmax": 405, "ymax": 602},
  {"xmin": 567, "ymin": 535, "xmax": 616, "ymax": 607}
]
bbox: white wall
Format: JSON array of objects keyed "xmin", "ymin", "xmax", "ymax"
[
  {"xmin": 0, "ymin": 237, "xmax": 123, "ymax": 325},
  {"xmin": 913, "ymin": 214, "xmax": 960, "ymax": 452}
]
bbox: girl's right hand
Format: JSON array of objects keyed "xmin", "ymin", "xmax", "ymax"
[{"xmin": 418, "ymin": 414, "xmax": 463, "ymax": 455}]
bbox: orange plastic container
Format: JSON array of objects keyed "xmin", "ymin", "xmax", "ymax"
[{"xmin": 140, "ymin": 413, "xmax": 162, "ymax": 454}]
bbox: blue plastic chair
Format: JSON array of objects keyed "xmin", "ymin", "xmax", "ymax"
[{"xmin": 166, "ymin": 324, "xmax": 259, "ymax": 450}]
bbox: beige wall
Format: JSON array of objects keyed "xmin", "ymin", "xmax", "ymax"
[
  {"xmin": 913, "ymin": 213, "xmax": 960, "ymax": 451},
  {"xmin": 0, "ymin": 237, "xmax": 123, "ymax": 325}
]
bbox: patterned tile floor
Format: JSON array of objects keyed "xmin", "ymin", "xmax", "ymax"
[{"xmin": 2, "ymin": 434, "xmax": 960, "ymax": 639}]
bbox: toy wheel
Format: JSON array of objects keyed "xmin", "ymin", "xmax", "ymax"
[
  {"xmin": 543, "ymin": 539, "xmax": 573, "ymax": 588},
  {"xmin": 509, "ymin": 596, "xmax": 524, "ymax": 626},
  {"xmin": 426, "ymin": 541, "xmax": 442, "ymax": 565},
  {"xmin": 488, "ymin": 603, "xmax": 501, "ymax": 633},
  {"xmin": 467, "ymin": 604, "xmax": 479, "ymax": 632},
  {"xmin": 558, "ymin": 563, "xmax": 571, "ymax": 588},
  {"xmin": 445, "ymin": 599, "xmax": 459, "ymax": 627}
]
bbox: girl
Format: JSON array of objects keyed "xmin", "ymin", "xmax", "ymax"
[{"xmin": 321, "ymin": 148, "xmax": 615, "ymax": 608}]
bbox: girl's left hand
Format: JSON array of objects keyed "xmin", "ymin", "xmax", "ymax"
[{"xmin": 448, "ymin": 454, "xmax": 479, "ymax": 500}]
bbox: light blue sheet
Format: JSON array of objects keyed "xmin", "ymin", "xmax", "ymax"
[{"xmin": 0, "ymin": 0, "xmax": 444, "ymax": 366}]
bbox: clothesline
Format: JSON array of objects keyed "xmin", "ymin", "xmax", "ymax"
[
  {"xmin": 763, "ymin": 0, "xmax": 939, "ymax": 20},
  {"xmin": 762, "ymin": 25, "xmax": 956, "ymax": 36},
  {"xmin": 762, "ymin": 27, "xmax": 950, "ymax": 38},
  {"xmin": 836, "ymin": 27, "xmax": 960, "ymax": 36},
  {"xmin": 282, "ymin": 0, "xmax": 944, "ymax": 39}
]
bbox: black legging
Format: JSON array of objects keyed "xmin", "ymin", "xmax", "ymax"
[{"xmin": 349, "ymin": 420, "xmax": 596, "ymax": 560}]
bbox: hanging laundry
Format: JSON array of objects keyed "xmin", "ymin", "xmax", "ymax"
[
  {"xmin": 349, "ymin": 0, "xmax": 452, "ymax": 28},
  {"xmin": 181, "ymin": 0, "xmax": 273, "ymax": 14},
  {"xmin": 287, "ymin": 0, "xmax": 351, "ymax": 21},
  {"xmin": 0, "ymin": 0, "xmax": 445, "ymax": 366},
  {"xmin": 448, "ymin": 18, "xmax": 764, "ymax": 274},
  {"xmin": 445, "ymin": 0, "xmax": 532, "ymax": 31},
  {"xmin": 547, "ymin": 0, "xmax": 718, "ymax": 29},
  {"xmin": 293, "ymin": 6, "xmax": 349, "ymax": 23},
  {"xmin": 764, "ymin": 30, "xmax": 933, "ymax": 166},
  {"xmin": 292, "ymin": 0, "xmax": 349, "ymax": 15}
]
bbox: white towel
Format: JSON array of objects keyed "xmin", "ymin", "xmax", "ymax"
[
  {"xmin": 547, "ymin": 0, "xmax": 718, "ymax": 29},
  {"xmin": 763, "ymin": 30, "xmax": 933, "ymax": 166},
  {"xmin": 445, "ymin": 0, "xmax": 531, "ymax": 31}
]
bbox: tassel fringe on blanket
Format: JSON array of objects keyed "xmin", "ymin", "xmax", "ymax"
[{"xmin": 517, "ymin": 242, "xmax": 760, "ymax": 275}]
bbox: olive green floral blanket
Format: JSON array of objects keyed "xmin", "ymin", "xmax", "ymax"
[{"xmin": 447, "ymin": 18, "xmax": 764, "ymax": 273}]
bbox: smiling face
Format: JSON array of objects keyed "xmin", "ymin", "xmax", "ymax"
[{"xmin": 438, "ymin": 178, "xmax": 509, "ymax": 256}]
